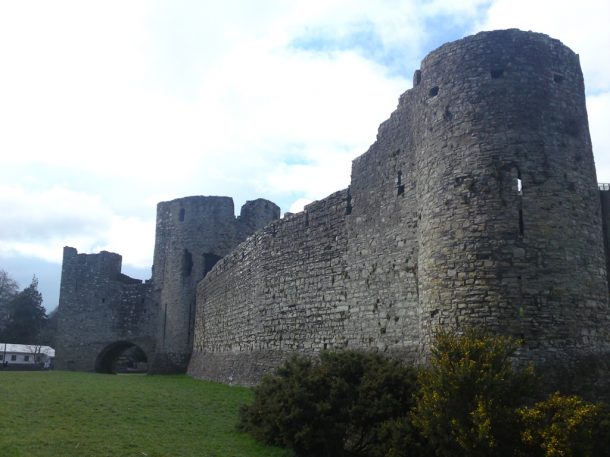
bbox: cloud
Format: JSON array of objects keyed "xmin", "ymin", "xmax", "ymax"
[
  {"xmin": 0, "ymin": 186, "xmax": 111, "ymax": 241},
  {"xmin": 0, "ymin": 0, "xmax": 608, "ymax": 283},
  {"xmin": 0, "ymin": 185, "xmax": 154, "ymax": 267},
  {"xmin": 587, "ymin": 92, "xmax": 610, "ymax": 182}
]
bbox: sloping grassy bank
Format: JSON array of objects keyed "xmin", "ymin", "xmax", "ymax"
[{"xmin": 0, "ymin": 371, "xmax": 292, "ymax": 457}]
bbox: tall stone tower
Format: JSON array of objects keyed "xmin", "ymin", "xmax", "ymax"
[
  {"xmin": 413, "ymin": 30, "xmax": 609, "ymax": 372},
  {"xmin": 149, "ymin": 196, "xmax": 279, "ymax": 373}
]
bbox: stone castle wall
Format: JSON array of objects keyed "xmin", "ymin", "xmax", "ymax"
[
  {"xmin": 189, "ymin": 190, "xmax": 350, "ymax": 383},
  {"xmin": 55, "ymin": 197, "xmax": 279, "ymax": 373},
  {"xmin": 188, "ymin": 29, "xmax": 610, "ymax": 389},
  {"xmin": 56, "ymin": 29, "xmax": 610, "ymax": 395}
]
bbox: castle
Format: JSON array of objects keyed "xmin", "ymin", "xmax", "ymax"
[{"xmin": 55, "ymin": 29, "xmax": 610, "ymax": 395}]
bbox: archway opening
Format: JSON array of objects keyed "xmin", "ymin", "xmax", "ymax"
[{"xmin": 95, "ymin": 341, "xmax": 148, "ymax": 374}]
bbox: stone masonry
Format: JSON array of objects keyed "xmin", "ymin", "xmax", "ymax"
[
  {"xmin": 56, "ymin": 29, "xmax": 610, "ymax": 396},
  {"xmin": 189, "ymin": 30, "xmax": 610, "ymax": 394},
  {"xmin": 54, "ymin": 197, "xmax": 279, "ymax": 373}
]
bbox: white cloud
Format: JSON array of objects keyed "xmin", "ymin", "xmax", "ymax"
[
  {"xmin": 288, "ymin": 198, "xmax": 313, "ymax": 214},
  {"xmin": 102, "ymin": 216, "xmax": 156, "ymax": 269},
  {"xmin": 0, "ymin": 186, "xmax": 111, "ymax": 241},
  {"xmin": 0, "ymin": 185, "xmax": 154, "ymax": 267},
  {"xmin": 0, "ymin": 0, "xmax": 609, "ymax": 299},
  {"xmin": 588, "ymin": 92, "xmax": 610, "ymax": 182}
]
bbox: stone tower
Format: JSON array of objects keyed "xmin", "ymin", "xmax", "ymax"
[
  {"xmin": 149, "ymin": 196, "xmax": 279, "ymax": 373},
  {"xmin": 189, "ymin": 30, "xmax": 610, "ymax": 396},
  {"xmin": 55, "ymin": 247, "xmax": 154, "ymax": 372},
  {"xmin": 413, "ymin": 30, "xmax": 609, "ymax": 370}
]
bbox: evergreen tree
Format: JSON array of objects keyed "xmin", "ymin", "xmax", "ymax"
[
  {"xmin": 1, "ymin": 276, "xmax": 47, "ymax": 344},
  {"xmin": 0, "ymin": 269, "xmax": 19, "ymax": 334},
  {"xmin": 0, "ymin": 270, "xmax": 18, "ymax": 304}
]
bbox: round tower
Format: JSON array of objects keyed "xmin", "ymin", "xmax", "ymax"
[
  {"xmin": 148, "ymin": 195, "xmax": 280, "ymax": 374},
  {"xmin": 414, "ymin": 30, "xmax": 610, "ymax": 379},
  {"xmin": 149, "ymin": 196, "xmax": 238, "ymax": 373}
]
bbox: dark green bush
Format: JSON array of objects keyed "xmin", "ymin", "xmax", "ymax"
[
  {"xmin": 591, "ymin": 403, "xmax": 610, "ymax": 457},
  {"xmin": 239, "ymin": 350, "xmax": 421, "ymax": 457}
]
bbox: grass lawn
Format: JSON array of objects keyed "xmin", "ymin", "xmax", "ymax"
[{"xmin": 0, "ymin": 371, "xmax": 293, "ymax": 457}]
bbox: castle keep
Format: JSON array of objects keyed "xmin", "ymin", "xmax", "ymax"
[{"xmin": 56, "ymin": 30, "xmax": 610, "ymax": 392}]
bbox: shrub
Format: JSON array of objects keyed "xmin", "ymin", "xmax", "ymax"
[
  {"xmin": 518, "ymin": 392, "xmax": 603, "ymax": 457},
  {"xmin": 412, "ymin": 329, "xmax": 535, "ymax": 457},
  {"xmin": 591, "ymin": 403, "xmax": 610, "ymax": 457},
  {"xmin": 239, "ymin": 350, "xmax": 421, "ymax": 457}
]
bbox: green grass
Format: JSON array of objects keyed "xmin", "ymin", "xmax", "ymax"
[{"xmin": 0, "ymin": 371, "xmax": 293, "ymax": 457}]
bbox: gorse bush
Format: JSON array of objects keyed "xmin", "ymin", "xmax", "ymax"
[
  {"xmin": 238, "ymin": 350, "xmax": 422, "ymax": 457},
  {"xmin": 413, "ymin": 329, "xmax": 535, "ymax": 457},
  {"xmin": 518, "ymin": 392, "xmax": 610, "ymax": 457},
  {"xmin": 240, "ymin": 331, "xmax": 609, "ymax": 457}
]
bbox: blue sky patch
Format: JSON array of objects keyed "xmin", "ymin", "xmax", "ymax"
[{"xmin": 291, "ymin": 20, "xmax": 408, "ymax": 76}]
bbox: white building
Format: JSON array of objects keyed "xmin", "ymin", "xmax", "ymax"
[{"xmin": 0, "ymin": 344, "xmax": 55, "ymax": 368}]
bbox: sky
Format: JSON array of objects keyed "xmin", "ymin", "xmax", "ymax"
[{"xmin": 1, "ymin": 0, "xmax": 609, "ymax": 311}]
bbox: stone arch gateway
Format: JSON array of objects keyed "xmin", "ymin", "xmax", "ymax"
[{"xmin": 95, "ymin": 341, "xmax": 149, "ymax": 374}]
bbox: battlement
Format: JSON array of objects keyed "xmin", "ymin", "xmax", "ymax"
[{"xmin": 61, "ymin": 246, "xmax": 123, "ymax": 280}]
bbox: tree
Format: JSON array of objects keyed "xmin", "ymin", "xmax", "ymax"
[
  {"xmin": 1, "ymin": 276, "xmax": 47, "ymax": 344},
  {"xmin": 412, "ymin": 329, "xmax": 535, "ymax": 457},
  {"xmin": 0, "ymin": 270, "xmax": 19, "ymax": 333},
  {"xmin": 23, "ymin": 344, "xmax": 45, "ymax": 364},
  {"xmin": 0, "ymin": 270, "xmax": 18, "ymax": 305},
  {"xmin": 37, "ymin": 308, "xmax": 58, "ymax": 347}
]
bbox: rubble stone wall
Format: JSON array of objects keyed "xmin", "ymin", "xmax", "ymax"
[{"xmin": 189, "ymin": 30, "xmax": 610, "ymax": 390}]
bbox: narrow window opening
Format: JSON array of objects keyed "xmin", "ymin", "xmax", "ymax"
[
  {"xmin": 182, "ymin": 249, "xmax": 193, "ymax": 277},
  {"xmin": 553, "ymin": 74, "xmax": 563, "ymax": 84},
  {"xmin": 179, "ymin": 208, "xmax": 185, "ymax": 222},
  {"xmin": 396, "ymin": 171, "xmax": 405, "ymax": 196},
  {"xmin": 515, "ymin": 169, "xmax": 524, "ymax": 236},
  {"xmin": 345, "ymin": 191, "xmax": 353, "ymax": 215},
  {"xmin": 188, "ymin": 300, "xmax": 194, "ymax": 346},
  {"xmin": 490, "ymin": 68, "xmax": 504, "ymax": 79},
  {"xmin": 429, "ymin": 86, "xmax": 439, "ymax": 97},
  {"xmin": 519, "ymin": 208, "xmax": 524, "ymax": 236},
  {"xmin": 162, "ymin": 304, "xmax": 167, "ymax": 346}
]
